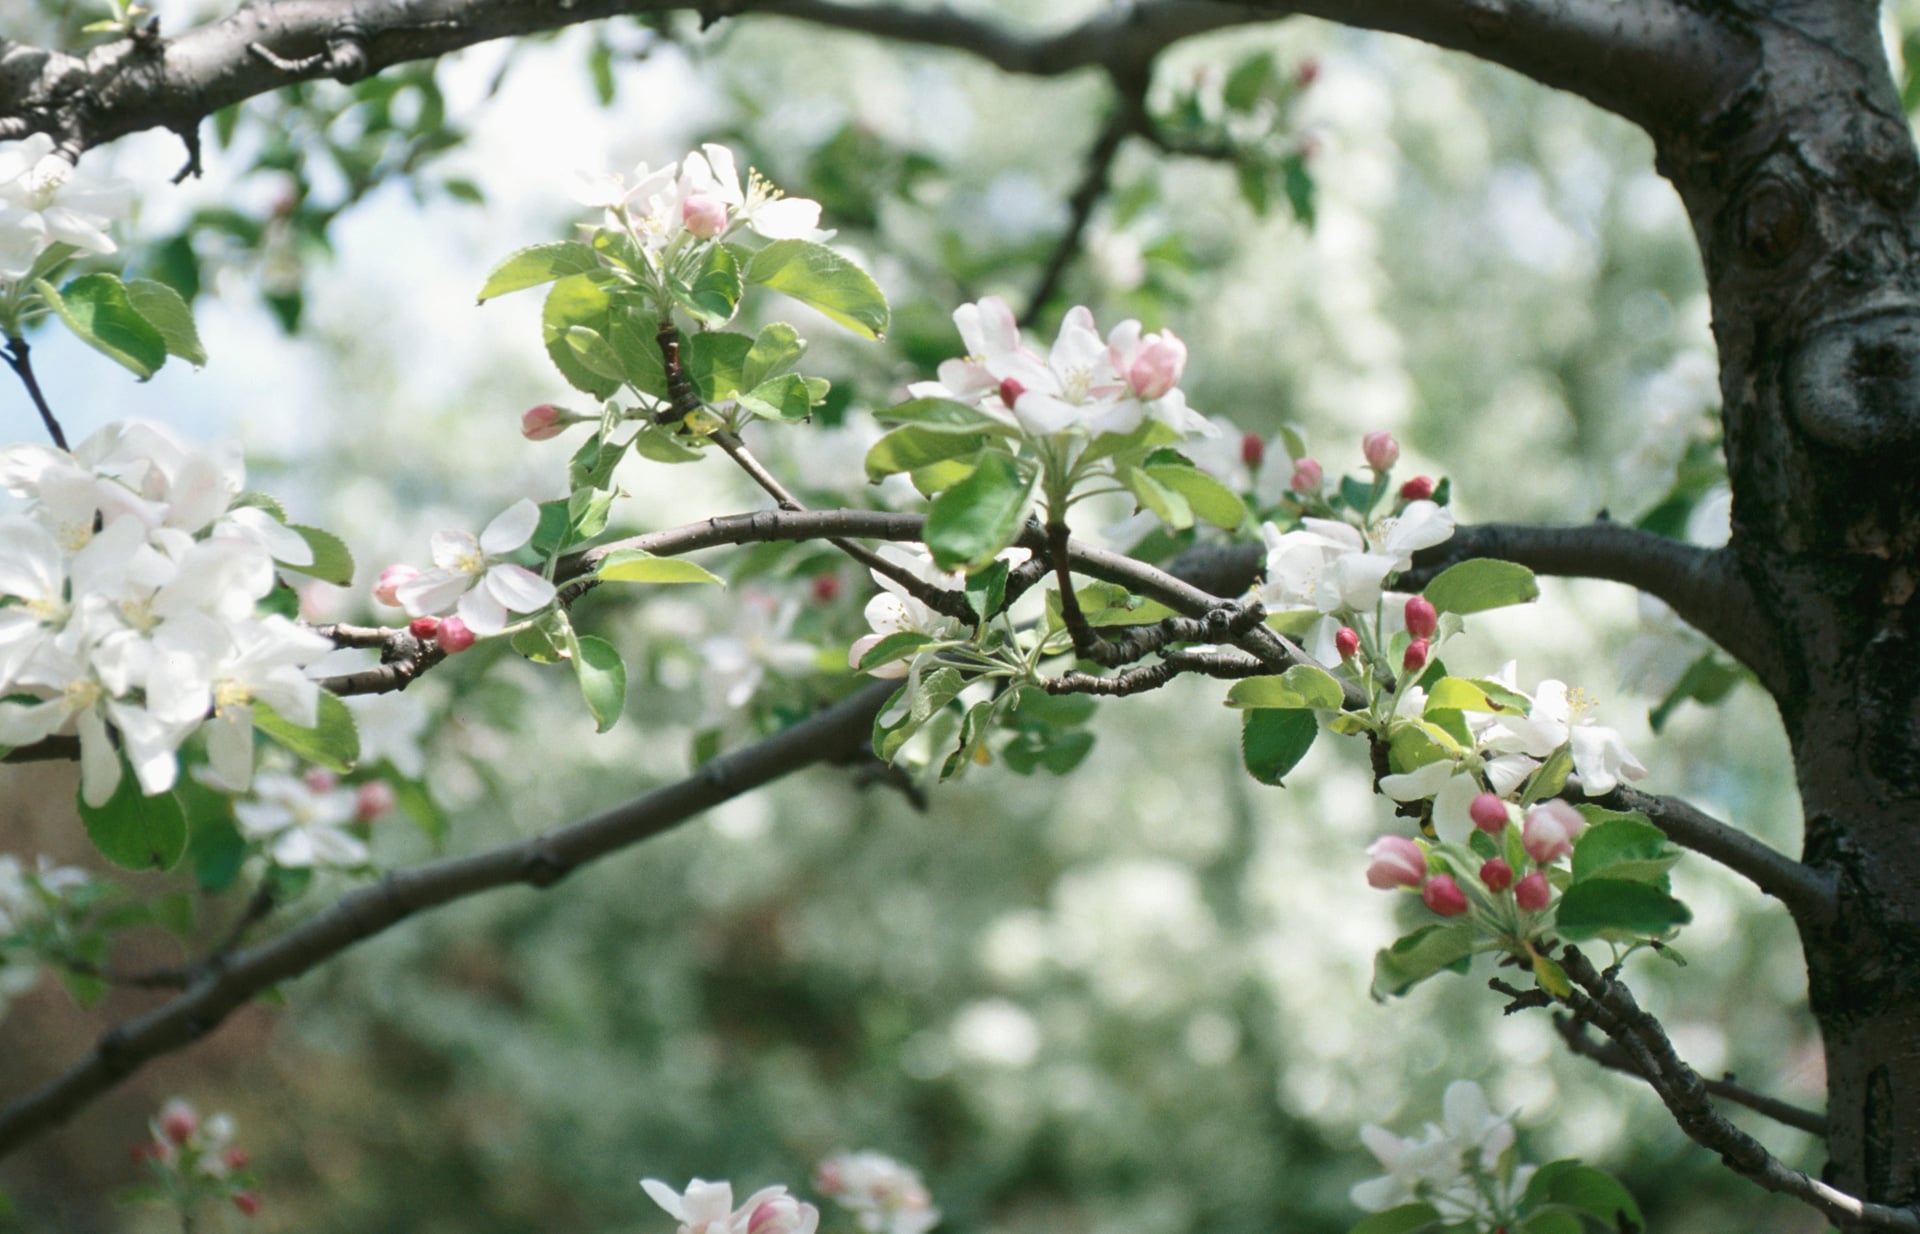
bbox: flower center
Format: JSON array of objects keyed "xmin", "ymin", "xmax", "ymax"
[
  {"xmin": 63, "ymin": 678, "xmax": 101, "ymax": 710},
  {"xmin": 452, "ymin": 550, "xmax": 486, "ymax": 577},
  {"xmin": 214, "ymin": 680, "xmax": 252, "ymax": 712}
]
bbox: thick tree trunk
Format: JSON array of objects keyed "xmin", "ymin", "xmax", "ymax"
[{"xmin": 1656, "ymin": 0, "xmax": 1920, "ymax": 1210}]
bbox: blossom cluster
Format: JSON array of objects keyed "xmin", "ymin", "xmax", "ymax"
[
  {"xmin": 128, "ymin": 1097, "xmax": 260, "ymax": 1218},
  {"xmin": 375, "ymin": 498, "xmax": 557, "ymax": 644},
  {"xmin": 642, "ymin": 1177, "xmax": 820, "ymax": 1234},
  {"xmin": 814, "ymin": 1150, "xmax": 941, "ymax": 1234},
  {"xmin": 0, "ymin": 133, "xmax": 130, "ymax": 281},
  {"xmin": 574, "ymin": 143, "xmax": 830, "ymax": 261},
  {"xmin": 0, "ymin": 422, "xmax": 332, "ymax": 803},
  {"xmin": 234, "ymin": 767, "xmax": 393, "ymax": 870},
  {"xmin": 912, "ymin": 295, "xmax": 1211, "ymax": 442},
  {"xmin": 1351, "ymin": 1081, "xmax": 1531, "ymax": 1228}
]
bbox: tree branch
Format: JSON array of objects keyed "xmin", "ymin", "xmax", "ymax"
[
  {"xmin": 1550, "ymin": 1011, "xmax": 1826, "ymax": 1137},
  {"xmin": 0, "ymin": 677, "xmax": 899, "ymax": 1162},
  {"xmin": 1555, "ymin": 946, "xmax": 1919, "ymax": 1232},
  {"xmin": 1593, "ymin": 783, "xmax": 1837, "ymax": 925}
]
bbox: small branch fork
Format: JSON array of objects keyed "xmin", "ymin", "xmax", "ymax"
[{"xmin": 1548, "ymin": 947, "xmax": 1920, "ymax": 1232}]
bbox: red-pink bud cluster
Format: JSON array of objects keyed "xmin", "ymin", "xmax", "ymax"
[
  {"xmin": 681, "ymin": 193, "xmax": 730, "ymax": 239},
  {"xmin": 1240, "ymin": 431, "xmax": 1265, "ymax": 469},
  {"xmin": 1402, "ymin": 639, "xmax": 1429, "ymax": 673},
  {"xmin": 1522, "ymin": 801, "xmax": 1584, "ymax": 864},
  {"xmin": 436, "ymin": 616, "xmax": 477, "ymax": 654},
  {"xmin": 1421, "ymin": 873, "xmax": 1468, "ymax": 917},
  {"xmin": 1469, "ymin": 793, "xmax": 1509, "ymax": 834},
  {"xmin": 1365, "ymin": 836, "xmax": 1426, "ymax": 889},
  {"xmin": 1479, "ymin": 858, "xmax": 1514, "ymax": 892},
  {"xmin": 1290, "ymin": 458, "xmax": 1323, "ymax": 493},
  {"xmin": 1335, "ymin": 626, "xmax": 1360, "ymax": 661},
  {"xmin": 373, "ymin": 564, "xmax": 419, "ymax": 608},
  {"xmin": 1399, "ymin": 475, "xmax": 1435, "ymax": 501},
  {"xmin": 520, "ymin": 403, "xmax": 569, "ymax": 441},
  {"xmin": 1121, "ymin": 330, "xmax": 1187, "ymax": 401},
  {"xmin": 355, "ymin": 781, "xmax": 396, "ymax": 823},
  {"xmin": 1515, "ymin": 872, "xmax": 1552, "ymax": 912}
]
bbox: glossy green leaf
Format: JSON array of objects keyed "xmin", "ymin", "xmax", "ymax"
[
  {"xmin": 253, "ymin": 692, "xmax": 361, "ymax": 773},
  {"xmin": 571, "ymin": 633, "xmax": 627, "ymax": 732},
  {"xmin": 122, "ymin": 278, "xmax": 207, "ymax": 365},
  {"xmin": 737, "ymin": 373, "xmax": 816, "ymax": 422},
  {"xmin": 1241, "ymin": 708, "xmax": 1317, "ymax": 785},
  {"xmin": 924, "ymin": 451, "xmax": 1035, "ymax": 570},
  {"xmin": 874, "ymin": 666, "xmax": 965, "ymax": 761},
  {"xmin": 596, "ymin": 549, "xmax": 725, "ymax": 586},
  {"xmin": 1521, "ymin": 1160, "xmax": 1645, "ymax": 1233},
  {"xmin": 1125, "ymin": 465, "xmax": 1193, "ymax": 530},
  {"xmin": 742, "ymin": 322, "xmax": 807, "ymax": 390},
  {"xmin": 1002, "ymin": 728, "xmax": 1096, "ymax": 776},
  {"xmin": 671, "ymin": 243, "xmax": 743, "ymax": 325},
  {"xmin": 478, "ymin": 241, "xmax": 600, "ymax": 302},
  {"xmin": 1553, "ymin": 878, "xmax": 1692, "ymax": 940},
  {"xmin": 283, "ymin": 524, "xmax": 355, "ymax": 585},
  {"xmin": 542, "ymin": 274, "xmax": 621, "ymax": 399},
  {"xmin": 1144, "ymin": 463, "xmax": 1248, "ymax": 530},
  {"xmin": 1423, "ymin": 559, "xmax": 1540, "ymax": 615},
  {"xmin": 78, "ymin": 770, "xmax": 186, "ymax": 872},
  {"xmin": 857, "ymin": 631, "xmax": 935, "ymax": 672},
  {"xmin": 1370, "ymin": 923, "xmax": 1476, "ymax": 1000},
  {"xmin": 1225, "ymin": 665, "xmax": 1344, "ymax": 710},
  {"xmin": 866, "ymin": 426, "xmax": 986, "ymax": 483},
  {"xmin": 745, "ymin": 239, "xmax": 890, "ymax": 338},
  {"xmin": 874, "ymin": 397, "xmax": 1010, "ymax": 433},
  {"xmin": 35, "ymin": 274, "xmax": 168, "ymax": 379},
  {"xmin": 512, "ymin": 609, "xmax": 574, "ymax": 664},
  {"xmin": 1346, "ymin": 1204, "xmax": 1442, "ymax": 1234},
  {"xmin": 1571, "ymin": 816, "xmax": 1680, "ymax": 886},
  {"xmin": 683, "ymin": 330, "xmax": 754, "ymax": 402}
]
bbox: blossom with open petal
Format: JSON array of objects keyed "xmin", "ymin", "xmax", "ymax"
[
  {"xmin": 1378, "ymin": 761, "xmax": 1481, "ymax": 844},
  {"xmin": 1257, "ymin": 518, "xmax": 1397, "ymax": 614},
  {"xmin": 234, "ymin": 771, "xmax": 368, "ymax": 868},
  {"xmin": 703, "ymin": 592, "xmax": 819, "ymax": 707},
  {"xmin": 0, "ymin": 134, "xmax": 132, "ymax": 279},
  {"xmin": 692, "ymin": 145, "xmax": 831, "ymax": 241},
  {"xmin": 849, "ymin": 547, "xmax": 965, "ymax": 679},
  {"xmin": 815, "ymin": 1152, "xmax": 940, "ymax": 1234},
  {"xmin": 395, "ymin": 499, "xmax": 557, "ymax": 637},
  {"xmin": 641, "ymin": 1178, "xmax": 745, "ymax": 1234},
  {"xmin": 147, "ymin": 612, "xmax": 334, "ymax": 792},
  {"xmin": 1481, "ymin": 678, "xmax": 1646, "ymax": 795}
]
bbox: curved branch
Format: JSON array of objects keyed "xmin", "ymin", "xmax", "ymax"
[
  {"xmin": 1594, "ymin": 784, "xmax": 1836, "ymax": 925},
  {"xmin": 0, "ymin": 677, "xmax": 898, "ymax": 1161}
]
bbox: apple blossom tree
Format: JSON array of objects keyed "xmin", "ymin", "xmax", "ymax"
[{"xmin": 0, "ymin": 0, "xmax": 1910, "ymax": 1229}]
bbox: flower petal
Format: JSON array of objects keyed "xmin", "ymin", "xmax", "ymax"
[{"xmin": 479, "ymin": 498, "xmax": 542, "ymax": 555}]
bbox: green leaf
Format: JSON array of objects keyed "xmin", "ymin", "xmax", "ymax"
[
  {"xmin": 1370, "ymin": 923, "xmax": 1476, "ymax": 1000},
  {"xmin": 529, "ymin": 498, "xmax": 572, "ymax": 556},
  {"xmin": 542, "ymin": 274, "xmax": 621, "ymax": 399},
  {"xmin": 567, "ymin": 485, "xmax": 614, "ymax": 544},
  {"xmin": 77, "ymin": 770, "xmax": 186, "ymax": 872},
  {"xmin": 563, "ymin": 325, "xmax": 626, "ymax": 382},
  {"xmin": 1222, "ymin": 52, "xmax": 1276, "ymax": 111},
  {"xmin": 1515, "ymin": 1211, "xmax": 1584, "ymax": 1234},
  {"xmin": 745, "ymin": 239, "xmax": 890, "ymax": 338},
  {"xmin": 477, "ymin": 241, "xmax": 600, "ymax": 302},
  {"xmin": 1532, "ymin": 950, "xmax": 1572, "ymax": 998},
  {"xmin": 965, "ymin": 557, "xmax": 1010, "ymax": 625},
  {"xmin": 1124, "ymin": 465, "xmax": 1193, "ymax": 530},
  {"xmin": 1387, "ymin": 722, "xmax": 1452, "ymax": 774},
  {"xmin": 737, "ymin": 373, "xmax": 816, "ymax": 422},
  {"xmin": 874, "ymin": 397, "xmax": 1010, "ymax": 433},
  {"xmin": 1648, "ymin": 651, "xmax": 1745, "ymax": 733},
  {"xmin": 1553, "ymin": 879, "xmax": 1692, "ymax": 940},
  {"xmin": 1521, "ymin": 745, "xmax": 1573, "ymax": 804},
  {"xmin": 596, "ymin": 549, "xmax": 725, "ymax": 586},
  {"xmin": 1002, "ymin": 728, "xmax": 1095, "ymax": 776},
  {"xmin": 1521, "ymin": 1161, "xmax": 1645, "ymax": 1233},
  {"xmin": 1571, "ymin": 816, "xmax": 1680, "ymax": 887},
  {"xmin": 742, "ymin": 322, "xmax": 807, "ymax": 390},
  {"xmin": 608, "ymin": 313, "xmax": 668, "ymax": 398},
  {"xmin": 1241, "ymin": 708, "xmax": 1317, "ymax": 785},
  {"xmin": 1144, "ymin": 463, "xmax": 1248, "ymax": 530},
  {"xmin": 1423, "ymin": 559, "xmax": 1541, "ymax": 615},
  {"xmin": 1424, "ymin": 676, "xmax": 1497, "ymax": 713},
  {"xmin": 571, "ymin": 633, "xmax": 627, "ymax": 733},
  {"xmin": 512, "ymin": 609, "xmax": 574, "ymax": 664},
  {"xmin": 683, "ymin": 330, "xmax": 755, "ymax": 402},
  {"xmin": 941, "ymin": 697, "xmax": 1003, "ymax": 781},
  {"xmin": 858, "ymin": 631, "xmax": 936, "ymax": 672},
  {"xmin": 924, "ymin": 451, "xmax": 1035, "ymax": 570},
  {"xmin": 628, "ymin": 424, "xmax": 705, "ymax": 464},
  {"xmin": 282, "ymin": 524, "xmax": 355, "ymax": 585},
  {"xmin": 122, "ymin": 278, "xmax": 207, "ymax": 365},
  {"xmin": 671, "ymin": 243, "xmax": 743, "ymax": 325},
  {"xmin": 1346, "ymin": 1204, "xmax": 1443, "ymax": 1234},
  {"xmin": 35, "ymin": 274, "xmax": 168, "ymax": 379},
  {"xmin": 866, "ymin": 425, "xmax": 986, "ymax": 483},
  {"xmin": 874, "ymin": 666, "xmax": 965, "ymax": 761},
  {"xmin": 1225, "ymin": 665, "xmax": 1344, "ymax": 710},
  {"xmin": 1281, "ymin": 151, "xmax": 1316, "ymax": 227},
  {"xmin": 253, "ymin": 693, "xmax": 361, "ymax": 773}
]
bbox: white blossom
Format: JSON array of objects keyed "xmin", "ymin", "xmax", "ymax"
[
  {"xmin": 233, "ymin": 771, "xmax": 368, "ymax": 869},
  {"xmin": 815, "ymin": 1152, "xmax": 940, "ymax": 1234},
  {"xmin": 396, "ymin": 498, "xmax": 557, "ymax": 637},
  {"xmin": 0, "ymin": 134, "xmax": 132, "ymax": 279}
]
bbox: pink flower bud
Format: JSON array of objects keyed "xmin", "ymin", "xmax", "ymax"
[
  {"xmin": 1240, "ymin": 431, "xmax": 1265, "ymax": 470},
  {"xmin": 1290, "ymin": 457, "xmax": 1323, "ymax": 493},
  {"xmin": 1403, "ymin": 638, "xmax": 1429, "ymax": 673},
  {"xmin": 1522, "ymin": 800, "xmax": 1585, "ymax": 864},
  {"xmin": 998, "ymin": 377, "xmax": 1026, "ymax": 408},
  {"xmin": 748, "ymin": 1196, "xmax": 819, "ymax": 1234},
  {"xmin": 436, "ymin": 616, "xmax": 477, "ymax": 654},
  {"xmin": 302, "ymin": 768, "xmax": 338, "ymax": 795},
  {"xmin": 1479, "ymin": 857, "xmax": 1514, "ymax": 892},
  {"xmin": 355, "ymin": 781, "xmax": 396, "ymax": 823},
  {"xmin": 521, "ymin": 404, "xmax": 568, "ymax": 441},
  {"xmin": 1296, "ymin": 59, "xmax": 1320, "ymax": 88},
  {"xmin": 373, "ymin": 564, "xmax": 418, "ymax": 608},
  {"xmin": 159, "ymin": 1100, "xmax": 197, "ymax": 1145},
  {"xmin": 1469, "ymin": 793, "xmax": 1509, "ymax": 834},
  {"xmin": 812, "ymin": 573, "xmax": 841, "ymax": 604},
  {"xmin": 813, "ymin": 1160, "xmax": 845, "ymax": 1197},
  {"xmin": 1515, "ymin": 871, "xmax": 1552, "ymax": 912},
  {"xmin": 233, "ymin": 1191, "xmax": 262, "ymax": 1217},
  {"xmin": 1335, "ymin": 626, "xmax": 1360, "ymax": 661},
  {"xmin": 1363, "ymin": 431, "xmax": 1400, "ymax": 471},
  {"xmin": 1365, "ymin": 835, "xmax": 1427, "ymax": 889},
  {"xmin": 1399, "ymin": 475, "xmax": 1435, "ymax": 501},
  {"xmin": 1422, "ymin": 873, "xmax": 1469, "ymax": 917},
  {"xmin": 224, "ymin": 1147, "xmax": 250, "ymax": 1171},
  {"xmin": 1125, "ymin": 330, "xmax": 1187, "ymax": 400},
  {"xmin": 681, "ymin": 193, "xmax": 729, "ymax": 239},
  {"xmin": 408, "ymin": 616, "xmax": 441, "ymax": 640},
  {"xmin": 1404, "ymin": 596, "xmax": 1438, "ymax": 640}
]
